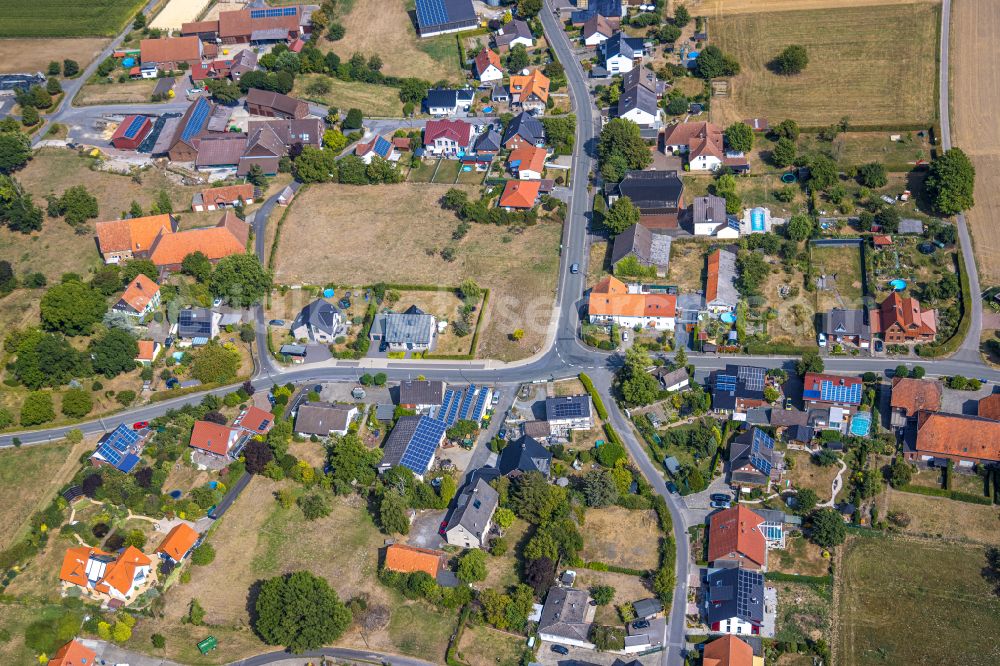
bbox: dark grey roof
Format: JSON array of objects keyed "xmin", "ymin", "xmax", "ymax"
[
  {"xmin": 490, "ymin": 82, "xmax": 509, "ymax": 100},
  {"xmin": 616, "ymin": 81, "xmax": 658, "ymax": 118},
  {"xmin": 692, "ymin": 195, "xmax": 727, "ymax": 226},
  {"xmin": 294, "ymin": 403, "xmax": 354, "ymax": 435},
  {"xmin": 821, "ymin": 309, "xmax": 870, "ymax": 338},
  {"xmin": 601, "ymin": 32, "xmax": 645, "ymax": 61},
  {"xmin": 730, "ymin": 427, "xmax": 780, "ymax": 481},
  {"xmin": 381, "ymin": 415, "xmax": 421, "ymax": 468},
  {"xmin": 153, "ymin": 77, "xmax": 175, "ymax": 96},
  {"xmin": 177, "ymin": 308, "xmax": 214, "ymax": 338},
  {"xmin": 611, "ymin": 223, "xmax": 671, "ymax": 268},
  {"xmin": 632, "ymin": 598, "xmax": 663, "ymax": 618},
  {"xmin": 375, "ymin": 403, "xmax": 396, "ymax": 421},
  {"xmin": 621, "ymin": 68, "xmax": 664, "ymax": 96},
  {"xmin": 293, "ymin": 298, "xmax": 340, "ymax": 335},
  {"xmin": 497, "ymin": 435, "xmax": 552, "ymax": 476},
  {"xmin": 495, "ymin": 18, "xmax": 532, "ymax": 47},
  {"xmin": 502, "ymin": 111, "xmax": 545, "ymax": 146},
  {"xmin": 705, "ymin": 567, "xmax": 764, "ymax": 626},
  {"xmin": 375, "ymin": 312, "xmax": 436, "ymax": 346},
  {"xmin": 446, "ymin": 478, "xmax": 499, "ymax": 538},
  {"xmin": 769, "ymin": 408, "xmax": 809, "ymax": 427},
  {"xmin": 898, "ymin": 218, "xmax": 924, "ymax": 234},
  {"xmin": 416, "ymin": 0, "xmax": 477, "ymax": 31},
  {"xmin": 538, "ymin": 586, "xmax": 593, "ymax": 643},
  {"xmin": 398, "ymin": 379, "xmax": 446, "ymax": 407},
  {"xmin": 710, "ymin": 364, "xmax": 767, "ymax": 412},
  {"xmin": 279, "ymin": 343, "xmax": 306, "ymax": 356},
  {"xmin": 651, "ymin": 366, "xmax": 688, "ymax": 387},
  {"xmin": 474, "ymin": 128, "xmax": 501, "ymax": 153},
  {"xmin": 615, "ymin": 170, "xmax": 683, "ymax": 212},
  {"xmin": 785, "ymin": 425, "xmax": 814, "ymax": 443},
  {"xmin": 545, "ymin": 394, "xmax": 592, "ymax": 420},
  {"xmin": 744, "ymin": 408, "xmax": 771, "ymax": 426},
  {"xmin": 426, "ymin": 88, "xmax": 459, "ymax": 109}
]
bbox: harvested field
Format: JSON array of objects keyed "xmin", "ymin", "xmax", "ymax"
[
  {"xmin": 580, "ymin": 507, "xmax": 661, "ymax": 571},
  {"xmin": 273, "ymin": 183, "xmax": 561, "ymax": 361},
  {"xmin": 952, "ymin": 0, "xmax": 1000, "ymax": 283},
  {"xmin": 711, "ymin": 3, "xmax": 938, "ymax": 127},
  {"xmin": 150, "ymin": 0, "xmax": 211, "ymax": 30},
  {"xmin": 689, "ymin": 0, "xmax": 936, "ymax": 15},
  {"xmin": 293, "ymin": 74, "xmax": 404, "ymax": 117},
  {"xmin": 0, "ymin": 0, "xmax": 145, "ymax": 38},
  {"xmin": 885, "ymin": 488, "xmax": 1000, "ymax": 544},
  {"xmin": 0, "ymin": 38, "xmax": 109, "ymax": 74},
  {"xmin": 326, "ymin": 0, "xmax": 464, "ymax": 83},
  {"xmin": 810, "ymin": 244, "xmax": 865, "ymax": 310},
  {"xmin": 0, "ymin": 436, "xmax": 93, "ymax": 549},
  {"xmin": 75, "ymin": 80, "xmax": 157, "ymax": 105},
  {"xmin": 837, "ymin": 535, "xmax": 1000, "ymax": 666}
]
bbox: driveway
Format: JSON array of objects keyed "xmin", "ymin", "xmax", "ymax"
[{"xmin": 407, "ymin": 509, "xmax": 447, "ymax": 549}]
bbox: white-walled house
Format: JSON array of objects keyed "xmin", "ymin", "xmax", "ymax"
[{"xmin": 588, "ymin": 276, "xmax": 677, "ymax": 331}]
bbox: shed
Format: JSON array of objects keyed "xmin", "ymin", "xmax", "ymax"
[
  {"xmin": 376, "ymin": 403, "xmax": 396, "ymax": 421},
  {"xmin": 663, "ymin": 456, "xmax": 680, "ymax": 476}
]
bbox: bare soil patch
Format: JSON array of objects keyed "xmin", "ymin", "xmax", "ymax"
[
  {"xmin": 273, "ymin": 183, "xmax": 561, "ymax": 361},
  {"xmin": 76, "ymin": 80, "xmax": 157, "ymax": 105},
  {"xmin": 580, "ymin": 507, "xmax": 661, "ymax": 570},
  {"xmin": 0, "ymin": 38, "xmax": 109, "ymax": 73}
]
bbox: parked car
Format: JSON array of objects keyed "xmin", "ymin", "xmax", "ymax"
[
  {"xmin": 551, "ymin": 645, "xmax": 569, "ymax": 655},
  {"xmin": 212, "ymin": 297, "xmax": 223, "ymax": 307},
  {"xmin": 438, "ymin": 520, "xmax": 448, "ymax": 536},
  {"xmin": 632, "ymin": 619, "xmax": 651, "ymax": 630},
  {"xmin": 710, "ymin": 493, "xmax": 732, "ymax": 503},
  {"xmin": 132, "ymin": 421, "xmax": 149, "ymax": 430},
  {"xmin": 570, "ymin": 263, "xmax": 579, "ymax": 274},
  {"xmin": 268, "ymin": 319, "xmax": 285, "ymax": 326},
  {"xmin": 710, "ymin": 499, "xmax": 732, "ymax": 509},
  {"xmin": 873, "ymin": 339, "xmax": 884, "ymax": 352},
  {"xmin": 622, "ymin": 331, "xmax": 629, "ymax": 342},
  {"xmin": 784, "ymin": 397, "xmax": 793, "ymax": 410},
  {"xmin": 492, "ymin": 391, "xmax": 501, "ymax": 405}
]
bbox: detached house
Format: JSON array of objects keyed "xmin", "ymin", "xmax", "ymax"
[
  {"xmin": 710, "ymin": 365, "xmax": 768, "ymax": 415},
  {"xmin": 538, "ymin": 587, "xmax": 596, "ymax": 649},
  {"xmin": 889, "ymin": 377, "xmax": 941, "ymax": 430},
  {"xmin": 192, "ymin": 183, "xmax": 256, "ymax": 212},
  {"xmin": 708, "ymin": 505, "xmax": 768, "ymax": 571},
  {"xmin": 494, "ymin": 19, "xmax": 534, "ymax": 52},
  {"xmin": 705, "ymin": 567, "xmax": 766, "ymax": 636},
  {"xmin": 509, "ymin": 69, "xmax": 550, "ymax": 113},
  {"xmin": 140, "ymin": 36, "xmax": 202, "ymax": 71},
  {"xmin": 663, "ymin": 121, "xmax": 749, "ymax": 173},
  {"xmin": 706, "ymin": 248, "xmax": 739, "ymax": 312},
  {"xmin": 49, "ymin": 639, "xmax": 97, "ymax": 666},
  {"xmin": 383, "ymin": 544, "xmax": 451, "ymax": 584},
  {"xmin": 113, "ymin": 274, "xmax": 160, "ymax": 319},
  {"xmin": 703, "ymin": 635, "xmax": 764, "ymax": 666},
  {"xmin": 545, "ymin": 394, "xmax": 593, "ymax": 436},
  {"xmin": 728, "ymin": 427, "xmax": 783, "ymax": 489},
  {"xmin": 398, "ymin": 379, "xmax": 446, "ymax": 412},
  {"xmin": 498, "ymin": 179, "xmax": 541, "ymax": 210},
  {"xmin": 508, "ymin": 144, "xmax": 547, "ymax": 180},
  {"xmin": 611, "ymin": 223, "xmax": 671, "ymax": 277},
  {"xmin": 233, "ymin": 405, "xmax": 275, "ymax": 437},
  {"xmin": 294, "ymin": 402, "xmax": 358, "ymax": 438},
  {"xmin": 291, "ymin": 298, "xmax": 342, "ymax": 343},
  {"xmin": 444, "ymin": 478, "xmax": 499, "ymax": 549},
  {"xmin": 60, "ymin": 545, "xmax": 153, "ymax": 605},
  {"xmin": 820, "ymin": 309, "xmax": 871, "ymax": 348},
  {"xmin": 355, "ymin": 135, "xmax": 399, "ymax": 164},
  {"xmin": 615, "ymin": 78, "xmax": 658, "ymax": 127},
  {"xmin": 148, "ymin": 210, "xmax": 249, "ymax": 271},
  {"xmin": 692, "ymin": 195, "xmax": 735, "ymax": 237},
  {"xmin": 871, "ymin": 292, "xmax": 937, "ymax": 343},
  {"xmin": 498, "ymin": 435, "xmax": 553, "ymax": 477},
  {"xmin": 155, "ymin": 523, "xmax": 200, "ymax": 564},
  {"xmin": 425, "ymin": 87, "xmax": 474, "ymax": 116},
  {"xmin": 802, "ymin": 373, "xmax": 863, "ymax": 412},
  {"xmin": 904, "ymin": 410, "xmax": 1000, "ymax": 468},
  {"xmin": 379, "ymin": 415, "xmax": 448, "ymax": 479},
  {"xmin": 501, "ymin": 111, "xmax": 545, "ymax": 150},
  {"xmin": 588, "ymin": 276, "xmax": 677, "ymax": 331},
  {"xmin": 95, "ymin": 214, "xmax": 178, "ymax": 264},
  {"xmin": 424, "ymin": 118, "xmax": 475, "ymax": 157},
  {"xmin": 189, "ymin": 420, "xmax": 242, "ymax": 459},
  {"xmin": 582, "ymin": 14, "xmax": 614, "ymax": 46},
  {"xmin": 371, "ymin": 308, "xmax": 437, "ymax": 352},
  {"xmin": 599, "ymin": 32, "xmax": 645, "ymax": 74},
  {"xmin": 610, "ymin": 170, "xmax": 684, "ymax": 231},
  {"xmin": 473, "ymin": 47, "xmax": 503, "ymax": 84}
]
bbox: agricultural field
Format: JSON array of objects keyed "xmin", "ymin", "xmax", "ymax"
[
  {"xmin": 0, "ymin": 38, "xmax": 108, "ymax": 73},
  {"xmin": 75, "ymin": 80, "xmax": 158, "ymax": 105},
  {"xmin": 324, "ymin": 0, "xmax": 464, "ymax": 83},
  {"xmin": 711, "ymin": 3, "xmax": 938, "ymax": 127},
  {"xmin": 837, "ymin": 536, "xmax": 1000, "ymax": 666},
  {"xmin": 153, "ymin": 477, "xmax": 456, "ymax": 664},
  {"xmin": 883, "ymin": 488, "xmax": 1000, "ymax": 544},
  {"xmin": 688, "ymin": 0, "xmax": 936, "ymax": 14},
  {"xmin": 952, "ymin": 0, "xmax": 1000, "ymax": 283},
  {"xmin": 150, "ymin": 0, "xmax": 212, "ymax": 31},
  {"xmin": 273, "ymin": 183, "xmax": 561, "ymax": 361},
  {"xmin": 0, "ymin": 0, "xmax": 146, "ymax": 38},
  {"xmin": 579, "ymin": 507, "xmax": 662, "ymax": 571},
  {"xmin": 810, "ymin": 243, "xmax": 865, "ymax": 311},
  {"xmin": 292, "ymin": 75, "xmax": 404, "ymax": 117}
]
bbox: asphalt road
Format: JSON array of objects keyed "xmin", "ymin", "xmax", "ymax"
[{"xmin": 229, "ymin": 647, "xmax": 435, "ymax": 666}]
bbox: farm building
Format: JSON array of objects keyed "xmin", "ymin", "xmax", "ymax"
[
  {"xmin": 111, "ymin": 115, "xmax": 154, "ymax": 150},
  {"xmin": 246, "ymin": 88, "xmax": 310, "ymax": 119},
  {"xmin": 414, "ymin": 0, "xmax": 478, "ymax": 38}
]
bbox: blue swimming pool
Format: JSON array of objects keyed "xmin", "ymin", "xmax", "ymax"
[
  {"xmin": 889, "ymin": 279, "xmax": 907, "ymax": 291},
  {"xmin": 720, "ymin": 312, "xmax": 736, "ymax": 324},
  {"xmin": 483, "ymin": 106, "xmax": 493, "ymax": 113},
  {"xmin": 850, "ymin": 412, "xmax": 872, "ymax": 437}
]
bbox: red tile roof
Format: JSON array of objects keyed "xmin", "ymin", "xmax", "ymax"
[
  {"xmin": 664, "ymin": 121, "xmax": 725, "ymax": 161},
  {"xmin": 156, "ymin": 523, "xmax": 199, "ymax": 561},
  {"xmin": 189, "ymin": 421, "xmax": 239, "ymax": 455},
  {"xmin": 136, "ymin": 340, "xmax": 158, "ymax": 362},
  {"xmin": 233, "ymin": 405, "xmax": 274, "ymax": 435},
  {"xmin": 706, "ymin": 248, "xmax": 723, "ymax": 304},
  {"xmin": 119, "ymin": 274, "xmax": 160, "ymax": 313},
  {"xmin": 49, "ymin": 639, "xmax": 97, "ymax": 666},
  {"xmin": 508, "ymin": 145, "xmax": 547, "ymax": 175},
  {"xmin": 96, "ymin": 546, "xmax": 151, "ymax": 596},
  {"xmin": 149, "ymin": 211, "xmax": 249, "ymax": 267},
  {"xmin": 384, "ymin": 544, "xmax": 446, "ymax": 577},
  {"xmin": 96, "ymin": 214, "xmax": 174, "ymax": 255},
  {"xmin": 474, "ymin": 48, "xmax": 502, "ymax": 77},
  {"xmin": 871, "ymin": 292, "xmax": 937, "ymax": 338},
  {"xmin": 979, "ymin": 393, "xmax": 1000, "ymax": 420},
  {"xmin": 498, "ymin": 179, "xmax": 541, "ymax": 209},
  {"xmin": 424, "ymin": 118, "xmax": 473, "ymax": 145},
  {"xmin": 873, "ymin": 235, "xmax": 893, "ymax": 246},
  {"xmin": 140, "ymin": 36, "xmax": 201, "ymax": 64},
  {"xmin": 703, "ymin": 635, "xmax": 755, "ymax": 666},
  {"xmin": 588, "ymin": 276, "xmax": 676, "ymax": 319},
  {"xmin": 707, "ymin": 505, "xmax": 766, "ymax": 568},
  {"xmin": 914, "ymin": 411, "xmax": 1000, "ymax": 462},
  {"xmin": 890, "ymin": 377, "xmax": 941, "ymax": 416},
  {"xmin": 509, "ymin": 69, "xmax": 550, "ymax": 103},
  {"xmin": 199, "ymin": 183, "xmax": 255, "ymax": 208}
]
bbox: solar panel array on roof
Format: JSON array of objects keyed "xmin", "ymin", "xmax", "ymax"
[
  {"xmin": 472, "ymin": 388, "xmax": 490, "ymax": 421},
  {"xmin": 457, "ymin": 386, "xmax": 475, "ymax": 421},
  {"xmin": 550, "ymin": 400, "xmax": 583, "ymax": 418},
  {"xmin": 819, "ymin": 379, "xmax": 862, "ymax": 404},
  {"xmin": 736, "ymin": 569, "xmax": 763, "ymax": 619},
  {"xmin": 124, "ymin": 115, "xmax": 147, "ymax": 139},
  {"xmin": 749, "ymin": 430, "xmax": 773, "ymax": 476},
  {"xmin": 738, "ymin": 366, "xmax": 765, "ymax": 392},
  {"xmin": 373, "ymin": 136, "xmax": 391, "ymax": 157},
  {"xmin": 250, "ymin": 7, "xmax": 297, "ymax": 18},
  {"xmin": 715, "ymin": 373, "xmax": 737, "ymax": 392},
  {"xmin": 416, "ymin": 0, "xmax": 449, "ymax": 27},
  {"xmin": 95, "ymin": 424, "xmax": 142, "ymax": 472},
  {"xmin": 436, "ymin": 385, "xmax": 490, "ymax": 426},
  {"xmin": 399, "ymin": 417, "xmax": 447, "ymax": 475},
  {"xmin": 181, "ymin": 98, "xmax": 211, "ymax": 142},
  {"xmin": 752, "ymin": 428, "xmax": 774, "ymax": 450}
]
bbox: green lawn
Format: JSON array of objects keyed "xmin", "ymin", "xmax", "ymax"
[
  {"xmin": 432, "ymin": 159, "xmax": 462, "ymax": 184},
  {"xmin": 417, "ymin": 34, "xmax": 462, "ymax": 71},
  {"xmin": 293, "ymin": 75, "xmax": 404, "ymax": 118},
  {"xmin": 408, "ymin": 158, "xmax": 439, "ymax": 182},
  {"xmin": 838, "ymin": 535, "xmax": 1000, "ymax": 666},
  {"xmin": 0, "ymin": 0, "xmax": 145, "ymax": 37},
  {"xmin": 810, "ymin": 243, "xmax": 865, "ymax": 310}
]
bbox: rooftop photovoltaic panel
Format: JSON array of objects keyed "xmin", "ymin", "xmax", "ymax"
[
  {"xmin": 250, "ymin": 7, "xmax": 297, "ymax": 18},
  {"xmin": 736, "ymin": 569, "xmax": 763, "ymax": 620},
  {"xmin": 737, "ymin": 365, "xmax": 765, "ymax": 392},
  {"xmin": 749, "ymin": 438, "xmax": 772, "ymax": 476},
  {"xmin": 399, "ymin": 417, "xmax": 447, "ymax": 475},
  {"xmin": 124, "ymin": 115, "xmax": 146, "ymax": 138},
  {"xmin": 181, "ymin": 98, "xmax": 211, "ymax": 142},
  {"xmin": 752, "ymin": 428, "xmax": 774, "ymax": 450},
  {"xmin": 715, "ymin": 374, "xmax": 737, "ymax": 392},
  {"xmin": 819, "ymin": 379, "xmax": 862, "ymax": 404},
  {"xmin": 373, "ymin": 136, "xmax": 391, "ymax": 156},
  {"xmin": 550, "ymin": 401, "xmax": 584, "ymax": 418},
  {"xmin": 457, "ymin": 385, "xmax": 476, "ymax": 421},
  {"xmin": 416, "ymin": 0, "xmax": 450, "ymax": 27},
  {"xmin": 471, "ymin": 388, "xmax": 490, "ymax": 421},
  {"xmin": 438, "ymin": 388, "xmax": 460, "ymax": 425}
]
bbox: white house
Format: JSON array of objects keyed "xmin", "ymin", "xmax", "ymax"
[
  {"xmin": 588, "ymin": 276, "xmax": 677, "ymax": 331},
  {"xmin": 706, "ymin": 567, "xmax": 768, "ymax": 636},
  {"xmin": 615, "ymin": 81, "xmax": 658, "ymax": 127},
  {"xmin": 294, "ymin": 403, "xmax": 358, "ymax": 438},
  {"xmin": 444, "ymin": 478, "xmax": 499, "ymax": 549},
  {"xmin": 600, "ymin": 32, "xmax": 645, "ymax": 74},
  {"xmin": 113, "ymin": 274, "xmax": 161, "ymax": 319},
  {"xmin": 582, "ymin": 14, "xmax": 613, "ymax": 47},
  {"xmin": 423, "ymin": 118, "xmax": 475, "ymax": 158},
  {"xmin": 59, "ymin": 545, "xmax": 153, "ymax": 606},
  {"xmin": 473, "ymin": 48, "xmax": 504, "ymax": 84},
  {"xmin": 544, "ymin": 395, "xmax": 594, "ymax": 437}
]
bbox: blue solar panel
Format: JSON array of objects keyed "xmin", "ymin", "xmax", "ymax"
[
  {"xmin": 119, "ymin": 454, "xmax": 141, "ymax": 473},
  {"xmin": 749, "ymin": 429, "xmax": 774, "ymax": 476},
  {"xmin": 97, "ymin": 441, "xmax": 124, "ymax": 467},
  {"xmin": 737, "ymin": 366, "xmax": 765, "ymax": 392},
  {"xmin": 373, "ymin": 136, "xmax": 391, "ymax": 157},
  {"xmin": 416, "ymin": 0, "xmax": 449, "ymax": 27},
  {"xmin": 472, "ymin": 388, "xmax": 489, "ymax": 421},
  {"xmin": 399, "ymin": 417, "xmax": 447, "ymax": 475},
  {"xmin": 441, "ymin": 389, "xmax": 460, "ymax": 425},
  {"xmin": 716, "ymin": 374, "xmax": 737, "ymax": 392},
  {"xmin": 250, "ymin": 7, "xmax": 297, "ymax": 18},
  {"xmin": 752, "ymin": 428, "xmax": 774, "ymax": 450},
  {"xmin": 181, "ymin": 98, "xmax": 211, "ymax": 142},
  {"xmin": 457, "ymin": 385, "xmax": 475, "ymax": 421},
  {"xmin": 124, "ymin": 115, "xmax": 146, "ymax": 139},
  {"xmin": 819, "ymin": 379, "xmax": 862, "ymax": 404}
]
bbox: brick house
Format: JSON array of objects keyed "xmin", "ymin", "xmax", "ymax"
[{"xmin": 870, "ymin": 292, "xmax": 937, "ymax": 343}]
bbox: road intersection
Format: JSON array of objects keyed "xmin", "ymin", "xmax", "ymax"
[{"xmin": 3, "ymin": 1, "xmax": 984, "ymax": 664}]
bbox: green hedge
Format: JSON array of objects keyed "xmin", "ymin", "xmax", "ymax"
[
  {"xmin": 898, "ymin": 483, "xmax": 993, "ymax": 505},
  {"xmin": 765, "ymin": 572, "xmax": 833, "ymax": 586},
  {"xmin": 917, "ymin": 251, "xmax": 970, "ymax": 357},
  {"xmin": 580, "ymin": 561, "xmax": 648, "ymax": 577},
  {"xmin": 579, "ymin": 373, "xmax": 609, "ymax": 419}
]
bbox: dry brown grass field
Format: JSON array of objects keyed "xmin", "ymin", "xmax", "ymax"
[
  {"xmin": 273, "ymin": 183, "xmax": 561, "ymax": 361},
  {"xmin": 951, "ymin": 0, "xmax": 1000, "ymax": 283},
  {"xmin": 0, "ymin": 38, "xmax": 108, "ymax": 73},
  {"xmin": 292, "ymin": 75, "xmax": 404, "ymax": 117},
  {"xmin": 327, "ymin": 0, "xmax": 464, "ymax": 83},
  {"xmin": 579, "ymin": 507, "xmax": 662, "ymax": 570},
  {"xmin": 884, "ymin": 488, "xmax": 1000, "ymax": 544},
  {"xmin": 75, "ymin": 80, "xmax": 157, "ymax": 105},
  {"xmin": 784, "ymin": 450, "xmax": 839, "ymax": 500},
  {"xmin": 687, "ymin": 0, "xmax": 936, "ymax": 16},
  {"xmin": 711, "ymin": 3, "xmax": 938, "ymax": 127},
  {"xmin": 665, "ymin": 239, "xmax": 708, "ymax": 294}
]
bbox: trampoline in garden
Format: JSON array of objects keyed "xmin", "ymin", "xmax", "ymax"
[
  {"xmin": 850, "ymin": 412, "xmax": 872, "ymax": 437},
  {"xmin": 781, "ymin": 172, "xmax": 797, "ymax": 183},
  {"xmin": 889, "ymin": 279, "xmax": 907, "ymax": 291}
]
